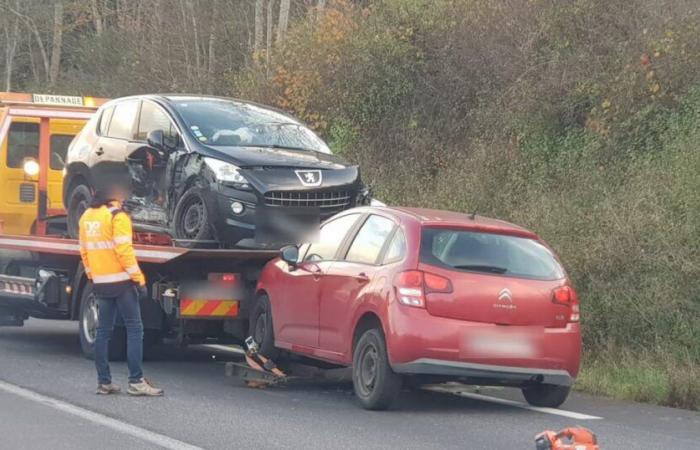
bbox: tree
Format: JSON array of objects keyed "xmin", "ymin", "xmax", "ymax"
[
  {"xmin": 2, "ymin": 0, "xmax": 21, "ymax": 91},
  {"xmin": 277, "ymin": 0, "xmax": 290, "ymax": 43},
  {"xmin": 255, "ymin": 0, "xmax": 264, "ymax": 51},
  {"xmin": 49, "ymin": 1, "xmax": 63, "ymax": 87}
]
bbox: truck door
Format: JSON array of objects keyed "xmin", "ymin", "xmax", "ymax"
[
  {"xmin": 47, "ymin": 119, "xmax": 85, "ymax": 212},
  {"xmin": 0, "ymin": 118, "xmax": 40, "ymax": 234}
]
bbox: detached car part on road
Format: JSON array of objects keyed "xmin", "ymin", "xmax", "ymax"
[
  {"xmin": 255, "ymin": 207, "xmax": 582, "ymax": 410},
  {"xmin": 63, "ymin": 95, "xmax": 372, "ymax": 248}
]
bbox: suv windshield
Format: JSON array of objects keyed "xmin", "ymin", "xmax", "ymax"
[
  {"xmin": 171, "ymin": 98, "xmax": 331, "ymax": 154},
  {"xmin": 420, "ymin": 228, "xmax": 565, "ymax": 281}
]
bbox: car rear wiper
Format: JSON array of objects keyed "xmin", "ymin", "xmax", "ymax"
[{"xmin": 452, "ymin": 264, "xmax": 508, "ymax": 274}]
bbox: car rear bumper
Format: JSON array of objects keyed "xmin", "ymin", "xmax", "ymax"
[
  {"xmin": 385, "ymin": 303, "xmax": 582, "ymax": 384},
  {"xmin": 391, "ymin": 358, "xmax": 574, "ymax": 386}
]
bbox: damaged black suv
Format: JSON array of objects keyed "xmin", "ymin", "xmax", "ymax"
[{"xmin": 63, "ymin": 95, "xmax": 371, "ymax": 247}]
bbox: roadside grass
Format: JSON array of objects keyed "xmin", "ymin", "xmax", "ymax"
[{"xmin": 576, "ymin": 351, "xmax": 700, "ymax": 411}]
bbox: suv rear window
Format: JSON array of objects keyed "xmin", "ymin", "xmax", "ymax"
[{"xmin": 420, "ymin": 228, "xmax": 565, "ymax": 281}]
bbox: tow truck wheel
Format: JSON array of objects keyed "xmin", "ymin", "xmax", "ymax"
[
  {"xmin": 249, "ymin": 294, "xmax": 279, "ymax": 359},
  {"xmin": 172, "ymin": 185, "xmax": 213, "ymax": 248},
  {"xmin": 67, "ymin": 183, "xmax": 92, "ymax": 239},
  {"xmin": 352, "ymin": 328, "xmax": 402, "ymax": 410},
  {"xmin": 522, "ymin": 384, "xmax": 571, "ymax": 408},
  {"xmin": 78, "ymin": 284, "xmax": 127, "ymax": 361}
]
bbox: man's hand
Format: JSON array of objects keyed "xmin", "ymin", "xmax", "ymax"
[{"xmin": 136, "ymin": 284, "xmax": 148, "ymax": 300}]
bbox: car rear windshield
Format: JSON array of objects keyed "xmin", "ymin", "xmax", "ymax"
[
  {"xmin": 171, "ymin": 98, "xmax": 331, "ymax": 154},
  {"xmin": 420, "ymin": 228, "xmax": 565, "ymax": 281}
]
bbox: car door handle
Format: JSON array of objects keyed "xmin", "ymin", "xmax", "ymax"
[
  {"xmin": 95, "ymin": 147, "xmax": 104, "ymax": 156},
  {"xmin": 355, "ymin": 272, "xmax": 370, "ymax": 283}
]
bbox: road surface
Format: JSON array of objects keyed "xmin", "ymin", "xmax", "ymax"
[{"xmin": 0, "ymin": 320, "xmax": 697, "ymax": 449}]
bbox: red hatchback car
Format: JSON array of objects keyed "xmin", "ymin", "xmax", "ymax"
[{"xmin": 254, "ymin": 207, "xmax": 581, "ymax": 410}]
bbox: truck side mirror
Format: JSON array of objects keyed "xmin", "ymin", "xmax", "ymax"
[
  {"xmin": 147, "ymin": 129, "xmax": 165, "ymax": 151},
  {"xmin": 280, "ymin": 245, "xmax": 299, "ymax": 268}
]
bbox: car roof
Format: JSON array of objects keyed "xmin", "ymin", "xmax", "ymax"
[{"xmin": 344, "ymin": 206, "xmax": 538, "ymax": 239}]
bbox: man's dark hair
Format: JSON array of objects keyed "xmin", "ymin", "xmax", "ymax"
[{"xmin": 90, "ymin": 189, "xmax": 116, "ymax": 208}]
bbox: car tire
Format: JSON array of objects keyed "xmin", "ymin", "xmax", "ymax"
[
  {"xmin": 248, "ymin": 294, "xmax": 279, "ymax": 359},
  {"xmin": 66, "ymin": 183, "xmax": 92, "ymax": 239},
  {"xmin": 172, "ymin": 185, "xmax": 213, "ymax": 248},
  {"xmin": 78, "ymin": 283, "xmax": 127, "ymax": 361},
  {"xmin": 522, "ymin": 384, "xmax": 571, "ymax": 408},
  {"xmin": 352, "ymin": 328, "xmax": 402, "ymax": 410}
]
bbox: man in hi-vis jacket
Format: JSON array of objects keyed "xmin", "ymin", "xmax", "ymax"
[{"xmin": 79, "ymin": 187, "xmax": 163, "ymax": 396}]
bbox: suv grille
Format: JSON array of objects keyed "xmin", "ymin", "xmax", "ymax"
[{"xmin": 264, "ymin": 190, "xmax": 353, "ymax": 214}]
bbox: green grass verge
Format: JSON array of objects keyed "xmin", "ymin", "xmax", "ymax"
[{"xmin": 575, "ymin": 351, "xmax": 700, "ymax": 411}]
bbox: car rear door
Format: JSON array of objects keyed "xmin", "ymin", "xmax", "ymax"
[
  {"xmin": 320, "ymin": 214, "xmax": 397, "ymax": 356},
  {"xmin": 418, "ymin": 228, "xmax": 568, "ymax": 327},
  {"xmin": 274, "ymin": 213, "xmax": 361, "ymax": 349},
  {"xmin": 90, "ymin": 100, "xmax": 139, "ymax": 193}
]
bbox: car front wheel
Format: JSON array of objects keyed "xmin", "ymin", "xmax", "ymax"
[
  {"xmin": 521, "ymin": 383, "xmax": 571, "ymax": 408},
  {"xmin": 352, "ymin": 328, "xmax": 402, "ymax": 410},
  {"xmin": 172, "ymin": 185, "xmax": 213, "ymax": 247}
]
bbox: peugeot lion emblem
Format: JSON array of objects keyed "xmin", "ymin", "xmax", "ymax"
[{"xmin": 295, "ymin": 170, "xmax": 322, "ymax": 187}]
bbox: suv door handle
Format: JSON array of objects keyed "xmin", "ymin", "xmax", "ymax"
[
  {"xmin": 355, "ymin": 272, "xmax": 370, "ymax": 283},
  {"xmin": 95, "ymin": 147, "xmax": 104, "ymax": 156}
]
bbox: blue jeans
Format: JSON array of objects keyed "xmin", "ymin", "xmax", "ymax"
[{"xmin": 95, "ymin": 286, "xmax": 143, "ymax": 385}]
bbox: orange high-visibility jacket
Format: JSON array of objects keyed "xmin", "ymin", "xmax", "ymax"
[{"xmin": 79, "ymin": 202, "xmax": 145, "ymax": 287}]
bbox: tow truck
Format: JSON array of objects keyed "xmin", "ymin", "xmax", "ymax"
[{"xmin": 0, "ymin": 93, "xmax": 278, "ymax": 359}]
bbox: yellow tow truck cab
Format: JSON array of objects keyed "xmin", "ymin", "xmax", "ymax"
[{"xmin": 0, "ymin": 92, "xmax": 108, "ymax": 235}]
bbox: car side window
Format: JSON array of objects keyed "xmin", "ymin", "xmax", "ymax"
[
  {"xmin": 345, "ymin": 215, "xmax": 395, "ymax": 265},
  {"xmin": 304, "ymin": 214, "xmax": 360, "ymax": 262},
  {"xmin": 136, "ymin": 101, "xmax": 179, "ymax": 145},
  {"xmin": 6, "ymin": 122, "xmax": 39, "ymax": 168},
  {"xmin": 97, "ymin": 106, "xmax": 114, "ymax": 136},
  {"xmin": 107, "ymin": 100, "xmax": 139, "ymax": 140},
  {"xmin": 383, "ymin": 228, "xmax": 407, "ymax": 264}
]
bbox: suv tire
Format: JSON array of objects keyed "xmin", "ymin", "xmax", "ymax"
[
  {"xmin": 352, "ymin": 328, "xmax": 402, "ymax": 410},
  {"xmin": 172, "ymin": 185, "xmax": 213, "ymax": 247},
  {"xmin": 67, "ymin": 183, "xmax": 92, "ymax": 239},
  {"xmin": 522, "ymin": 384, "xmax": 571, "ymax": 408}
]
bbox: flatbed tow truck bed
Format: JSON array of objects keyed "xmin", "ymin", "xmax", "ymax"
[{"xmin": 0, "ymin": 232, "xmax": 279, "ymax": 358}]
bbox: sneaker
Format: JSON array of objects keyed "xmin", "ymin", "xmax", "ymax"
[
  {"xmin": 96, "ymin": 383, "xmax": 121, "ymax": 395},
  {"xmin": 127, "ymin": 378, "xmax": 164, "ymax": 397}
]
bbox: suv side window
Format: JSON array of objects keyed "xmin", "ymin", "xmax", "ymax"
[
  {"xmin": 97, "ymin": 106, "xmax": 115, "ymax": 136},
  {"xmin": 304, "ymin": 214, "xmax": 360, "ymax": 262},
  {"xmin": 136, "ymin": 101, "xmax": 179, "ymax": 144},
  {"xmin": 383, "ymin": 228, "xmax": 407, "ymax": 264},
  {"xmin": 345, "ymin": 215, "xmax": 395, "ymax": 264},
  {"xmin": 6, "ymin": 122, "xmax": 39, "ymax": 168},
  {"xmin": 107, "ymin": 100, "xmax": 139, "ymax": 140}
]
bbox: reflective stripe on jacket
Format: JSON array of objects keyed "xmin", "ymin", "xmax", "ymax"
[{"xmin": 79, "ymin": 202, "xmax": 146, "ymax": 287}]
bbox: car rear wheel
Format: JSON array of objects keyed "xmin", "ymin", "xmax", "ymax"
[
  {"xmin": 172, "ymin": 185, "xmax": 213, "ymax": 247},
  {"xmin": 248, "ymin": 294, "xmax": 279, "ymax": 359},
  {"xmin": 352, "ymin": 328, "xmax": 402, "ymax": 410},
  {"xmin": 67, "ymin": 183, "xmax": 92, "ymax": 239},
  {"xmin": 522, "ymin": 384, "xmax": 571, "ymax": 408},
  {"xmin": 78, "ymin": 283, "xmax": 126, "ymax": 361}
]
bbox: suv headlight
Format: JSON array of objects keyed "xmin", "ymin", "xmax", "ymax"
[{"xmin": 204, "ymin": 157, "xmax": 250, "ymax": 189}]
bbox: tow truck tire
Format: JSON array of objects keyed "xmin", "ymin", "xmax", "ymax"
[
  {"xmin": 172, "ymin": 185, "xmax": 213, "ymax": 248},
  {"xmin": 352, "ymin": 328, "xmax": 402, "ymax": 410},
  {"xmin": 249, "ymin": 294, "xmax": 279, "ymax": 359},
  {"xmin": 67, "ymin": 183, "xmax": 92, "ymax": 239},
  {"xmin": 78, "ymin": 284, "xmax": 127, "ymax": 361},
  {"xmin": 522, "ymin": 384, "xmax": 570, "ymax": 408}
]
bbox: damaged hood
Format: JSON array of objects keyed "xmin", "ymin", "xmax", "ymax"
[{"xmin": 197, "ymin": 144, "xmax": 351, "ymax": 170}]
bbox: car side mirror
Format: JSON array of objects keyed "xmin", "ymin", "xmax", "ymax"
[
  {"xmin": 147, "ymin": 129, "xmax": 165, "ymax": 151},
  {"xmin": 280, "ymin": 245, "xmax": 299, "ymax": 268}
]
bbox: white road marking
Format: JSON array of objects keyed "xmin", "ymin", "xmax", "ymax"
[
  {"xmin": 426, "ymin": 386, "xmax": 603, "ymax": 420},
  {"xmin": 202, "ymin": 344, "xmax": 245, "ymax": 354},
  {"xmin": 0, "ymin": 379, "xmax": 203, "ymax": 450}
]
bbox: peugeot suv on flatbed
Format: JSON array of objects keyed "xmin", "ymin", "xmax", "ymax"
[{"xmin": 63, "ymin": 95, "xmax": 371, "ymax": 247}]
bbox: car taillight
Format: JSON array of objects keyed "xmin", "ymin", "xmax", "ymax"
[
  {"xmin": 394, "ymin": 270, "xmax": 452, "ymax": 308},
  {"xmin": 552, "ymin": 286, "xmax": 579, "ymax": 322}
]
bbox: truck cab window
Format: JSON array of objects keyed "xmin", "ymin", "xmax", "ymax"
[
  {"xmin": 7, "ymin": 122, "xmax": 39, "ymax": 168},
  {"xmin": 50, "ymin": 134, "xmax": 75, "ymax": 170}
]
